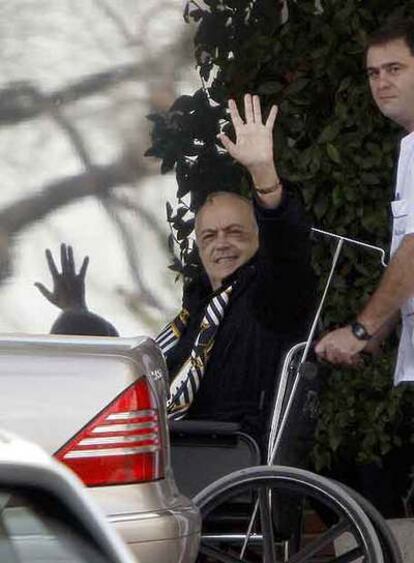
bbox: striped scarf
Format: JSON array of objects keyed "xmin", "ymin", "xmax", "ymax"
[{"xmin": 156, "ymin": 284, "xmax": 234, "ymax": 420}]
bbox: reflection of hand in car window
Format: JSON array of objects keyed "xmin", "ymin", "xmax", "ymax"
[
  {"xmin": 35, "ymin": 243, "xmax": 118, "ymax": 336},
  {"xmin": 34, "ymin": 243, "xmax": 89, "ymax": 312}
]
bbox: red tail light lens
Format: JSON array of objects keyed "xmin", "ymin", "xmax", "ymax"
[{"xmin": 55, "ymin": 377, "xmax": 163, "ymax": 486}]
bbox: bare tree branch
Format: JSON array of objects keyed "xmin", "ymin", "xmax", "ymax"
[
  {"xmin": 0, "ymin": 157, "xmax": 153, "ymax": 235},
  {"xmin": 93, "ymin": 0, "xmax": 139, "ymax": 46},
  {"xmin": 111, "ymin": 193, "xmax": 170, "ymax": 253},
  {"xmin": 102, "ymin": 198, "xmax": 169, "ymax": 314},
  {"xmin": 0, "ymin": 4, "xmax": 193, "ymax": 310},
  {"xmin": 51, "ymin": 109, "xmax": 95, "ymax": 169},
  {"xmin": 0, "ymin": 29, "xmax": 193, "ymax": 126}
]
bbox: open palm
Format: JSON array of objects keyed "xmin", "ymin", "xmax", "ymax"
[
  {"xmin": 218, "ymin": 94, "xmax": 277, "ymax": 170},
  {"xmin": 35, "ymin": 243, "xmax": 89, "ymax": 311}
]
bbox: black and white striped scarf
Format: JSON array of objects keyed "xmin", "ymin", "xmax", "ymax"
[{"xmin": 156, "ymin": 284, "xmax": 234, "ymax": 420}]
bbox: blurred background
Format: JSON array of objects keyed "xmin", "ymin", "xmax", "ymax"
[{"xmin": 0, "ymin": 0, "xmax": 197, "ymax": 335}]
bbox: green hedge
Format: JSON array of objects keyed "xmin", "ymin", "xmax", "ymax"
[{"xmin": 148, "ymin": 0, "xmax": 414, "ymax": 469}]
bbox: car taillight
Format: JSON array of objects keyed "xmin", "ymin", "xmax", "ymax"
[{"xmin": 55, "ymin": 377, "xmax": 164, "ymax": 486}]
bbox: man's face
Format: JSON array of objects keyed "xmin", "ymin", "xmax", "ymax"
[
  {"xmin": 366, "ymin": 38, "xmax": 414, "ymax": 132},
  {"xmin": 195, "ymin": 195, "xmax": 259, "ymax": 290}
]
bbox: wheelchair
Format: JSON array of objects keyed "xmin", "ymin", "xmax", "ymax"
[{"xmin": 169, "ymin": 230, "xmax": 405, "ymax": 562}]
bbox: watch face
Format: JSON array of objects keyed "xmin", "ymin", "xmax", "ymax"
[
  {"xmin": 355, "ymin": 326, "xmax": 364, "ymax": 338},
  {"xmin": 351, "ymin": 322, "xmax": 370, "ymax": 340}
]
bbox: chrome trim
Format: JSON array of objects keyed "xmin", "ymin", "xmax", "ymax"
[
  {"xmin": 108, "ymin": 511, "xmax": 165, "ymax": 523},
  {"xmin": 79, "ymin": 434, "xmax": 157, "ymax": 446},
  {"xmin": 107, "ymin": 503, "xmax": 200, "ymax": 523},
  {"xmin": 203, "ymin": 534, "xmax": 264, "ymax": 545},
  {"xmin": 64, "ymin": 445, "xmax": 159, "ymax": 458},
  {"xmin": 267, "ymin": 341, "xmax": 306, "ymax": 464},
  {"xmin": 311, "ymin": 227, "xmax": 388, "ymax": 267},
  {"xmin": 107, "ymin": 410, "xmax": 156, "ymax": 421},
  {"xmin": 92, "ymin": 422, "xmax": 157, "ymax": 433}
]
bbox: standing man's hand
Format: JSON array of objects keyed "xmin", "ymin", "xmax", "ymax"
[
  {"xmin": 35, "ymin": 243, "xmax": 89, "ymax": 311},
  {"xmin": 218, "ymin": 93, "xmax": 282, "ymax": 208},
  {"xmin": 315, "ymin": 326, "xmax": 367, "ymax": 366}
]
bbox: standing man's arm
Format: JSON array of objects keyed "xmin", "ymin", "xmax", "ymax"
[
  {"xmin": 315, "ymin": 234, "xmax": 414, "ymax": 364},
  {"xmin": 363, "ymin": 311, "xmax": 400, "ymax": 356}
]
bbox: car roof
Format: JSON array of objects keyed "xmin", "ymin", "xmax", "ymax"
[{"xmin": 0, "ymin": 429, "xmax": 137, "ymax": 563}]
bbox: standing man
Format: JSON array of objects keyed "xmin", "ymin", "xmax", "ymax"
[
  {"xmin": 315, "ymin": 18, "xmax": 414, "ymax": 516},
  {"xmin": 316, "ymin": 18, "xmax": 414, "ymax": 385}
]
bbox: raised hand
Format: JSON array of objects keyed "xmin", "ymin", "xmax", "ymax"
[
  {"xmin": 35, "ymin": 243, "xmax": 89, "ymax": 311},
  {"xmin": 218, "ymin": 93, "xmax": 278, "ymax": 172}
]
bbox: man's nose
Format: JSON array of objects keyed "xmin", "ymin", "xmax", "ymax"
[
  {"xmin": 215, "ymin": 232, "xmax": 230, "ymax": 249},
  {"xmin": 377, "ymin": 71, "xmax": 391, "ymax": 89}
]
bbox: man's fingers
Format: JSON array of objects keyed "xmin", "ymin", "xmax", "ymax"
[
  {"xmin": 79, "ymin": 256, "xmax": 89, "ymax": 279},
  {"xmin": 60, "ymin": 243, "xmax": 69, "ymax": 274},
  {"xmin": 320, "ymin": 347, "xmax": 345, "ymax": 365},
  {"xmin": 252, "ymin": 95, "xmax": 262, "ymax": 124},
  {"xmin": 244, "ymin": 93, "xmax": 254, "ymax": 124},
  {"xmin": 327, "ymin": 351, "xmax": 347, "ymax": 365},
  {"xmin": 67, "ymin": 245, "xmax": 76, "ymax": 276},
  {"xmin": 316, "ymin": 342, "xmax": 361, "ymax": 367},
  {"xmin": 314, "ymin": 336, "xmax": 328, "ymax": 356},
  {"xmin": 34, "ymin": 282, "xmax": 55, "ymax": 303},
  {"xmin": 45, "ymin": 248, "xmax": 59, "ymax": 278},
  {"xmin": 265, "ymin": 104, "xmax": 278, "ymax": 129},
  {"xmin": 315, "ymin": 338, "xmax": 346, "ymax": 364},
  {"xmin": 228, "ymin": 98, "xmax": 244, "ymax": 129},
  {"xmin": 217, "ymin": 133, "xmax": 236, "ymax": 155}
]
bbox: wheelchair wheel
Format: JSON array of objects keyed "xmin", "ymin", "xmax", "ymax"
[
  {"xmin": 194, "ymin": 465, "xmax": 384, "ymax": 563},
  {"xmin": 330, "ymin": 480, "xmax": 402, "ymax": 563}
]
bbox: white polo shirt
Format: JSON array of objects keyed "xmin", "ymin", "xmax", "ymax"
[{"xmin": 390, "ymin": 131, "xmax": 414, "ymax": 384}]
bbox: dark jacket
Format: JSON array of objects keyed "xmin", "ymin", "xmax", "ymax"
[
  {"xmin": 51, "ymin": 191, "xmax": 316, "ymax": 443},
  {"xmin": 166, "ymin": 191, "xmax": 317, "ymax": 440}
]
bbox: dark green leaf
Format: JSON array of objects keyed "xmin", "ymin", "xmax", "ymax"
[{"xmin": 326, "ymin": 143, "xmax": 341, "ymax": 164}]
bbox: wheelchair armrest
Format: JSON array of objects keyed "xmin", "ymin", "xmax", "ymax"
[
  {"xmin": 169, "ymin": 420, "xmax": 261, "ymax": 497},
  {"xmin": 169, "ymin": 419, "xmax": 241, "ymax": 437}
]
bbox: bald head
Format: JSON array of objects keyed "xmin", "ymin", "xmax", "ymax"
[
  {"xmin": 195, "ymin": 192, "xmax": 256, "ymax": 231},
  {"xmin": 195, "ymin": 192, "xmax": 259, "ymax": 290}
]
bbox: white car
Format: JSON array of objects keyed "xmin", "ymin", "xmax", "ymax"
[{"xmin": 0, "ymin": 429, "xmax": 136, "ymax": 563}]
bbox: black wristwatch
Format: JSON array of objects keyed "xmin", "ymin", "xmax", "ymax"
[{"xmin": 351, "ymin": 321, "xmax": 372, "ymax": 341}]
